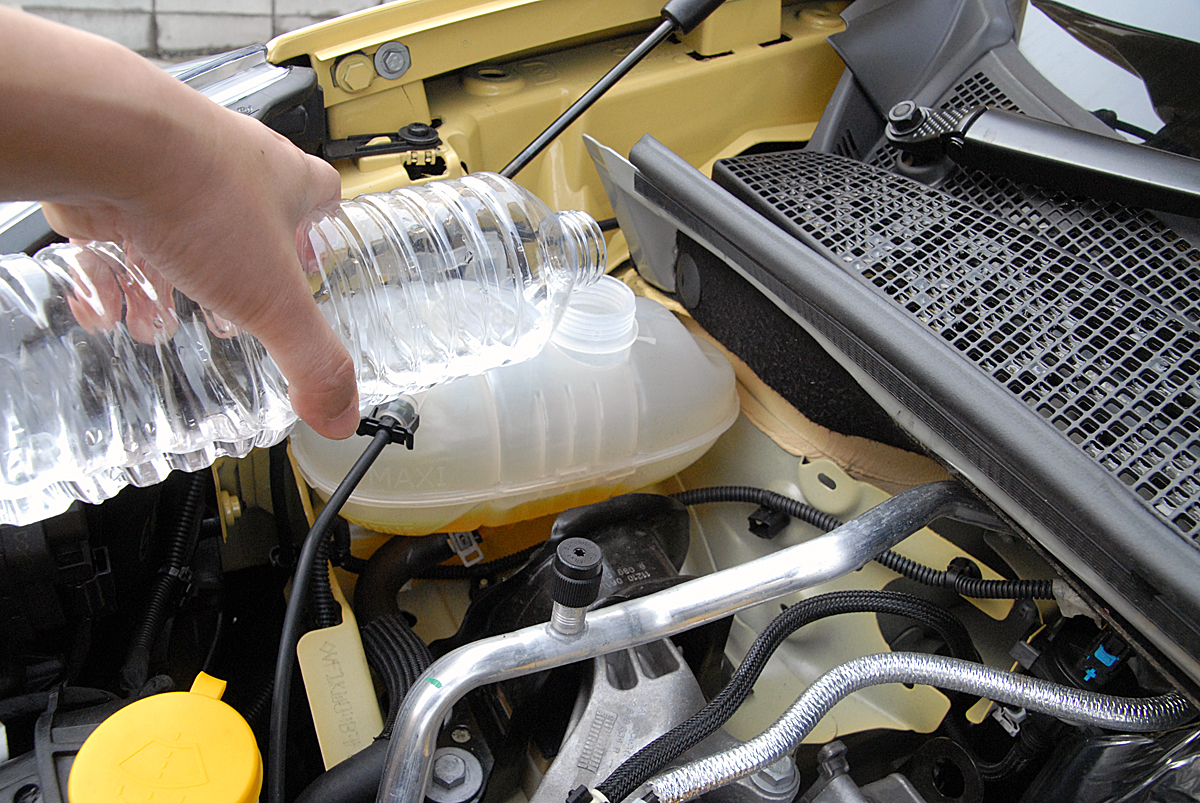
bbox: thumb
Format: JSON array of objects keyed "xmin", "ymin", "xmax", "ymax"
[{"xmin": 253, "ymin": 290, "xmax": 360, "ymax": 440}]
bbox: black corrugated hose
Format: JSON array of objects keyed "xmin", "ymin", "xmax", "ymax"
[
  {"xmin": 672, "ymin": 486, "xmax": 1055, "ymax": 600},
  {"xmin": 596, "ymin": 589, "xmax": 981, "ymax": 803},
  {"xmin": 672, "ymin": 486, "xmax": 842, "ymax": 532},
  {"xmin": 119, "ymin": 470, "xmax": 207, "ymax": 694},
  {"xmin": 310, "ymin": 531, "xmax": 341, "ymax": 630},
  {"xmin": 360, "ymin": 612, "xmax": 433, "ymax": 737},
  {"xmin": 872, "ymin": 549, "xmax": 1054, "ymax": 600}
]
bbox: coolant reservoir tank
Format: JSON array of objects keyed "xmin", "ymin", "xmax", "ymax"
[
  {"xmin": 68, "ymin": 672, "xmax": 261, "ymax": 803},
  {"xmin": 291, "ymin": 276, "xmax": 738, "ymax": 534}
]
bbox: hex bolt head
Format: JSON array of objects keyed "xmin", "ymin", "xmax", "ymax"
[
  {"xmin": 374, "ymin": 41, "xmax": 412, "ymax": 80},
  {"xmin": 432, "ymin": 754, "xmax": 467, "ymax": 790},
  {"xmin": 751, "ymin": 757, "xmax": 800, "ymax": 796},
  {"xmin": 384, "ymin": 50, "xmax": 407, "ymax": 72},
  {"xmin": 887, "ymin": 100, "xmax": 925, "ymax": 134},
  {"xmin": 426, "ymin": 747, "xmax": 483, "ymax": 803},
  {"xmin": 333, "ymin": 53, "xmax": 375, "ymax": 93}
]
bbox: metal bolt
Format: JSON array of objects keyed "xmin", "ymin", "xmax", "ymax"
[
  {"xmin": 432, "ymin": 753, "xmax": 467, "ymax": 790},
  {"xmin": 451, "ymin": 727, "xmax": 472, "ymax": 744},
  {"xmin": 426, "ymin": 747, "xmax": 483, "ymax": 803},
  {"xmin": 751, "ymin": 757, "xmax": 799, "ymax": 796},
  {"xmin": 384, "ymin": 50, "xmax": 407, "ymax": 73},
  {"xmin": 374, "ymin": 41, "xmax": 411, "ymax": 80},
  {"xmin": 888, "ymin": 100, "xmax": 925, "ymax": 134},
  {"xmin": 333, "ymin": 53, "xmax": 375, "ymax": 93}
]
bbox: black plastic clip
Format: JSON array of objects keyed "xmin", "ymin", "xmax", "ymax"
[
  {"xmin": 748, "ymin": 505, "xmax": 790, "ymax": 539},
  {"xmin": 323, "ymin": 122, "xmax": 442, "ymax": 161},
  {"xmin": 356, "ymin": 397, "xmax": 420, "ymax": 449}
]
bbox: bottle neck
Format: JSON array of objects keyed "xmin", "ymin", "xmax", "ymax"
[{"xmin": 547, "ymin": 210, "xmax": 606, "ymax": 288}]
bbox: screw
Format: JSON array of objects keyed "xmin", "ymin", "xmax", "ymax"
[
  {"xmin": 751, "ymin": 757, "xmax": 799, "ymax": 795},
  {"xmin": 432, "ymin": 753, "xmax": 467, "ymax": 790},
  {"xmin": 383, "ymin": 50, "xmax": 408, "ymax": 73},
  {"xmin": 451, "ymin": 727, "xmax": 471, "ymax": 744},
  {"xmin": 374, "ymin": 41, "xmax": 411, "ymax": 80},
  {"xmin": 888, "ymin": 100, "xmax": 925, "ymax": 134},
  {"xmin": 334, "ymin": 54, "xmax": 375, "ymax": 93}
]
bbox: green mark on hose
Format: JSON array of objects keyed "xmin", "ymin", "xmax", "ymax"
[{"xmin": 426, "ymin": 677, "xmax": 443, "ymax": 689}]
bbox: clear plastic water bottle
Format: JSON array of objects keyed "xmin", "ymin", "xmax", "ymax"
[{"xmin": 0, "ymin": 172, "xmax": 605, "ymax": 526}]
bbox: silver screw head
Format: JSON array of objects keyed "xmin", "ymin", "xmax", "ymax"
[
  {"xmin": 374, "ymin": 41, "xmax": 411, "ymax": 79},
  {"xmin": 751, "ymin": 757, "xmax": 799, "ymax": 795},
  {"xmin": 432, "ymin": 753, "xmax": 467, "ymax": 790}
]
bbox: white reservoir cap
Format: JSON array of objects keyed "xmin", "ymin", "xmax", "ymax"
[{"xmin": 551, "ymin": 275, "xmax": 638, "ymax": 355}]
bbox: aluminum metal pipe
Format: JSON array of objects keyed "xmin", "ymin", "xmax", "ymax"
[{"xmin": 376, "ymin": 481, "xmax": 988, "ymax": 803}]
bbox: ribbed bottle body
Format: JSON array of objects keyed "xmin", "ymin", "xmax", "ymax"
[
  {"xmin": 302, "ymin": 173, "xmax": 603, "ymax": 406},
  {"xmin": 0, "ymin": 173, "xmax": 603, "ymax": 525}
]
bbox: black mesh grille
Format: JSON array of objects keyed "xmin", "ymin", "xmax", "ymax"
[
  {"xmin": 715, "ymin": 150, "xmax": 1200, "ymax": 543},
  {"xmin": 867, "ymin": 72, "xmax": 1200, "ymax": 325}
]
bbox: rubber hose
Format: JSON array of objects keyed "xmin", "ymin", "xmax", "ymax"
[
  {"xmin": 940, "ymin": 707, "xmax": 1057, "ymax": 781},
  {"xmin": 417, "ymin": 542, "xmax": 544, "ymax": 580},
  {"xmin": 671, "ymin": 486, "xmax": 842, "ymax": 533},
  {"xmin": 648, "ymin": 652, "xmax": 1194, "ymax": 803},
  {"xmin": 294, "ymin": 738, "xmax": 389, "ymax": 803},
  {"xmin": 673, "ymin": 486, "xmax": 1054, "ymax": 599},
  {"xmin": 353, "ymin": 534, "xmax": 455, "ymax": 626},
  {"xmin": 360, "ymin": 612, "xmax": 433, "ymax": 737},
  {"xmin": 597, "ymin": 590, "xmax": 979, "ymax": 803},
  {"xmin": 311, "ymin": 531, "xmax": 340, "ymax": 629},
  {"xmin": 269, "ymin": 442, "xmax": 296, "ymax": 571},
  {"xmin": 873, "ymin": 549, "xmax": 1054, "ymax": 600},
  {"xmin": 0, "ymin": 687, "xmax": 117, "ymax": 723},
  {"xmin": 120, "ymin": 471, "xmax": 207, "ymax": 693}
]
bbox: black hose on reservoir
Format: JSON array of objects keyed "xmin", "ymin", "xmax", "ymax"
[
  {"xmin": 672, "ymin": 486, "xmax": 1055, "ymax": 600},
  {"xmin": 267, "ymin": 426, "xmax": 393, "ymax": 803},
  {"xmin": 416, "ymin": 541, "xmax": 544, "ymax": 580},
  {"xmin": 352, "ymin": 533, "xmax": 455, "ymax": 627},
  {"xmin": 597, "ymin": 589, "xmax": 980, "ymax": 803}
]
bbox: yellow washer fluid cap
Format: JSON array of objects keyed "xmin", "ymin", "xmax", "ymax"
[{"xmin": 68, "ymin": 672, "xmax": 261, "ymax": 803}]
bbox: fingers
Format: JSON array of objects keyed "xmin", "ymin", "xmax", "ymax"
[{"xmin": 249, "ymin": 285, "xmax": 360, "ymax": 440}]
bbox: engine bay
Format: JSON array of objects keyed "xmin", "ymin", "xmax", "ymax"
[{"xmin": 4, "ymin": 1, "xmax": 1200, "ymax": 802}]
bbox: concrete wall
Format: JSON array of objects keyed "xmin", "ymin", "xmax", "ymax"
[{"xmin": 13, "ymin": 0, "xmax": 384, "ymax": 56}]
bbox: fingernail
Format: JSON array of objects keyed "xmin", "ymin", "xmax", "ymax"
[{"xmin": 326, "ymin": 397, "xmax": 361, "ymax": 439}]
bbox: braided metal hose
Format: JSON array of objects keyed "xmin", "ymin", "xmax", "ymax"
[{"xmin": 649, "ymin": 652, "xmax": 1194, "ymax": 803}]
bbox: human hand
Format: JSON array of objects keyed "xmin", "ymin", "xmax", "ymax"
[{"xmin": 42, "ymin": 105, "xmax": 359, "ymax": 440}]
